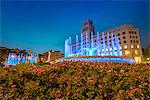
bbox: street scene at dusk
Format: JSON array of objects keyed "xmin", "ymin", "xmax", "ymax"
[{"xmin": 0, "ymin": 0, "xmax": 150, "ymax": 99}]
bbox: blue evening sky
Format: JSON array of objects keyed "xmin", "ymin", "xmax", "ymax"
[{"xmin": 1, "ymin": 0, "xmax": 149, "ymax": 54}]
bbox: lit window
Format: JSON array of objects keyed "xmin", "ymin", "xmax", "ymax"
[
  {"xmin": 135, "ymin": 50, "xmax": 138, "ymax": 54},
  {"xmin": 109, "ymin": 52, "xmax": 112, "ymax": 55},
  {"xmin": 120, "ymin": 51, "xmax": 122, "ymax": 56},
  {"xmin": 119, "ymin": 46, "xmax": 122, "ymax": 49},
  {"xmin": 137, "ymin": 45, "xmax": 139, "ymax": 48},
  {"xmin": 125, "ymin": 50, "xmax": 129, "ymax": 55},
  {"xmin": 124, "ymin": 45, "xmax": 127, "ymax": 49},
  {"xmin": 106, "ymin": 48, "xmax": 108, "ymax": 51},
  {"xmin": 110, "ymin": 48, "xmax": 112, "ymax": 51},
  {"xmin": 131, "ymin": 45, "xmax": 134, "ymax": 48},
  {"xmin": 106, "ymin": 53, "xmax": 108, "ymax": 56}
]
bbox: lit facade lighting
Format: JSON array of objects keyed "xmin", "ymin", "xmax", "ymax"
[
  {"xmin": 137, "ymin": 45, "xmax": 139, "ymax": 48},
  {"xmin": 125, "ymin": 50, "xmax": 129, "ymax": 55},
  {"xmin": 124, "ymin": 45, "xmax": 127, "ymax": 49},
  {"xmin": 131, "ymin": 45, "xmax": 134, "ymax": 48}
]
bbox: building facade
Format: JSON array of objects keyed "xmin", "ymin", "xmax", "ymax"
[{"xmin": 65, "ymin": 20, "xmax": 143, "ymax": 63}]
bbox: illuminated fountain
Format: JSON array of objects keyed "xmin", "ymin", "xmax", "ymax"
[
  {"xmin": 64, "ymin": 32, "xmax": 134, "ymax": 63},
  {"xmin": 6, "ymin": 53, "xmax": 37, "ymax": 65}
]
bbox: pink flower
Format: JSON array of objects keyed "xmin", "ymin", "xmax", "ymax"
[
  {"xmin": 98, "ymin": 84, "xmax": 102, "ymax": 88},
  {"xmin": 56, "ymin": 90, "xmax": 61, "ymax": 93},
  {"xmin": 11, "ymin": 84, "xmax": 16, "ymax": 88},
  {"xmin": 107, "ymin": 70, "xmax": 112, "ymax": 73},
  {"xmin": 3, "ymin": 65, "xmax": 10, "ymax": 69},
  {"xmin": 104, "ymin": 94, "xmax": 107, "ymax": 97},
  {"xmin": 57, "ymin": 93, "xmax": 61, "ymax": 98},
  {"xmin": 88, "ymin": 79, "xmax": 94, "ymax": 83},
  {"xmin": 100, "ymin": 70, "xmax": 103, "ymax": 72},
  {"xmin": 66, "ymin": 81, "xmax": 70, "ymax": 85},
  {"xmin": 67, "ymin": 92, "xmax": 70, "ymax": 96}
]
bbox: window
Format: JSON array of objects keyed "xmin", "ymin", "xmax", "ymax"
[
  {"xmin": 131, "ymin": 40, "xmax": 132, "ymax": 43},
  {"xmin": 124, "ymin": 41, "xmax": 126, "ymax": 43},
  {"xmin": 133, "ymin": 36, "xmax": 134, "ymax": 38},
  {"xmin": 105, "ymin": 37, "xmax": 107, "ymax": 39},
  {"xmin": 136, "ymin": 36, "xmax": 138, "ymax": 38},
  {"xmin": 114, "ymin": 43, "xmax": 116, "ymax": 45},
  {"xmin": 109, "ymin": 40, "xmax": 111, "ymax": 42},
  {"xmin": 113, "ymin": 39, "xmax": 115, "ymax": 41},
  {"xmin": 124, "ymin": 45, "xmax": 127, "ymax": 49},
  {"xmin": 135, "ymin": 32, "xmax": 137, "ymax": 34},
  {"xmin": 119, "ymin": 42, "xmax": 121, "ymax": 44},
  {"xmin": 95, "ymin": 40, "xmax": 96, "ymax": 42},
  {"xmin": 129, "ymin": 31, "xmax": 131, "ymax": 33},
  {"xmin": 109, "ymin": 36, "xmax": 111, "ymax": 38},
  {"xmin": 101, "ymin": 42, "xmax": 103, "ymax": 44},
  {"xmin": 122, "ymin": 32, "xmax": 125, "ymax": 35},
  {"xmin": 131, "ymin": 45, "xmax": 134, "ymax": 48},
  {"xmin": 137, "ymin": 45, "xmax": 139, "ymax": 48},
  {"xmin": 125, "ymin": 50, "xmax": 129, "ymax": 55},
  {"xmin": 118, "ymin": 33, "xmax": 120, "ymax": 36},
  {"xmin": 130, "ymin": 36, "xmax": 132, "ymax": 38},
  {"xmin": 123, "ymin": 36, "xmax": 126, "ymax": 39},
  {"xmin": 113, "ymin": 35, "xmax": 115, "ymax": 37},
  {"xmin": 134, "ymin": 40, "xmax": 135, "ymax": 43},
  {"xmin": 136, "ymin": 41, "xmax": 138, "ymax": 43},
  {"xmin": 135, "ymin": 50, "xmax": 138, "ymax": 54},
  {"xmin": 105, "ymin": 41, "xmax": 107, "ymax": 43}
]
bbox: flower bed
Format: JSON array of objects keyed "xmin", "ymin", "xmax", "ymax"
[{"xmin": 0, "ymin": 61, "xmax": 149, "ymax": 99}]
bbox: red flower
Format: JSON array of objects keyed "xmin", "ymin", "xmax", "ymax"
[
  {"xmin": 66, "ymin": 81, "xmax": 70, "ymax": 85},
  {"xmin": 128, "ymin": 93, "xmax": 133, "ymax": 97},
  {"xmin": 98, "ymin": 84, "xmax": 102, "ymax": 88},
  {"xmin": 3, "ymin": 65, "xmax": 10, "ymax": 69},
  {"xmin": 99, "ymin": 91, "xmax": 102, "ymax": 95},
  {"xmin": 49, "ymin": 80, "xmax": 53, "ymax": 83}
]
